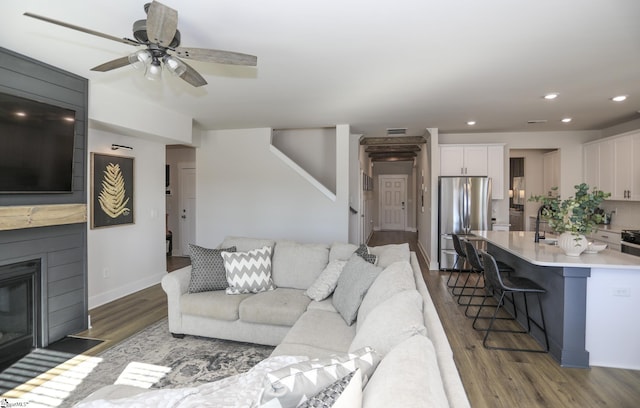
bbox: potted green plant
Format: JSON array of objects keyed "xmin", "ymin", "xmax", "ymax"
[{"xmin": 529, "ymin": 183, "xmax": 611, "ymax": 256}]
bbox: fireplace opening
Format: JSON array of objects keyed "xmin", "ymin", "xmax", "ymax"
[{"xmin": 0, "ymin": 259, "xmax": 41, "ymax": 371}]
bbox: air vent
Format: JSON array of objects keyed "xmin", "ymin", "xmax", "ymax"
[
  {"xmin": 386, "ymin": 128, "xmax": 407, "ymax": 135},
  {"xmin": 527, "ymin": 119, "xmax": 548, "ymax": 124}
]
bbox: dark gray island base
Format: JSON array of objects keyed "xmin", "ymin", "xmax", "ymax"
[{"xmin": 487, "ymin": 242, "xmax": 590, "ymax": 367}]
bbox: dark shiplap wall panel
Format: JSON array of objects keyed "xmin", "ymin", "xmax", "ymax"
[
  {"xmin": 0, "ymin": 47, "xmax": 88, "ymax": 346},
  {"xmin": 0, "ymin": 47, "xmax": 88, "ymax": 207}
]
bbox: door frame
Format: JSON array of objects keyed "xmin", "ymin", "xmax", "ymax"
[
  {"xmin": 178, "ymin": 162, "xmax": 196, "ymax": 256},
  {"xmin": 378, "ymin": 174, "xmax": 408, "ymax": 231}
]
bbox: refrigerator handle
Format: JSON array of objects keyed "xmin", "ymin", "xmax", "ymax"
[{"xmin": 464, "ymin": 179, "xmax": 470, "ymax": 233}]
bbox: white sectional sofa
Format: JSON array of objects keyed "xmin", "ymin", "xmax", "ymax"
[{"xmin": 77, "ymin": 237, "xmax": 470, "ymax": 408}]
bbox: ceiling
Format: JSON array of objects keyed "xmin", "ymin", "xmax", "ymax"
[{"xmin": 2, "ymin": 0, "xmax": 639, "ymax": 139}]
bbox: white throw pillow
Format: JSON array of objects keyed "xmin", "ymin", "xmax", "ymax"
[
  {"xmin": 305, "ymin": 260, "xmax": 347, "ymax": 301},
  {"xmin": 222, "ymin": 246, "xmax": 276, "ymax": 294},
  {"xmin": 362, "ymin": 336, "xmax": 449, "ymax": 408}
]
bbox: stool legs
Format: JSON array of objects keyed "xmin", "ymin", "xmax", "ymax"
[{"xmin": 478, "ymin": 291, "xmax": 549, "ymax": 353}]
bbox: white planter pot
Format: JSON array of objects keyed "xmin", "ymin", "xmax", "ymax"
[{"xmin": 558, "ymin": 232, "xmax": 588, "ymax": 256}]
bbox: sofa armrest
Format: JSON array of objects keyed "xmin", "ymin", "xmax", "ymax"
[{"xmin": 161, "ymin": 265, "xmax": 192, "ymax": 334}]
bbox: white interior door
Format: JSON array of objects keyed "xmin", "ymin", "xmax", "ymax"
[
  {"xmin": 179, "ymin": 165, "xmax": 196, "ymax": 256},
  {"xmin": 379, "ymin": 175, "xmax": 407, "ymax": 231}
]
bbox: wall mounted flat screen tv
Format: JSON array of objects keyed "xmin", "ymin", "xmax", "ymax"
[{"xmin": 0, "ymin": 92, "xmax": 76, "ymax": 193}]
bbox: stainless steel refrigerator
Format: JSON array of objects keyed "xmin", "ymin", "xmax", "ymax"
[{"xmin": 438, "ymin": 176, "xmax": 492, "ymax": 270}]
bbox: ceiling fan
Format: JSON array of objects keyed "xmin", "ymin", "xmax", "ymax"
[{"xmin": 24, "ymin": 1, "xmax": 257, "ymax": 87}]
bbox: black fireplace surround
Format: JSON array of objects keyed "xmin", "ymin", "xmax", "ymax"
[{"xmin": 0, "ymin": 260, "xmax": 41, "ymax": 369}]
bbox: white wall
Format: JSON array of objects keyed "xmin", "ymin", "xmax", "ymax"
[
  {"xmin": 348, "ymin": 133, "xmax": 362, "ymax": 244},
  {"xmin": 87, "ymin": 127, "xmax": 167, "ymax": 309},
  {"xmin": 272, "ymin": 128, "xmax": 337, "ymax": 193},
  {"xmin": 90, "ymin": 83, "xmax": 193, "ymax": 144},
  {"xmin": 195, "ymin": 127, "xmax": 350, "ymax": 247}
]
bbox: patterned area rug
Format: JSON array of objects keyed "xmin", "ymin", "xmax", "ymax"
[{"xmin": 63, "ymin": 319, "xmax": 274, "ymax": 407}]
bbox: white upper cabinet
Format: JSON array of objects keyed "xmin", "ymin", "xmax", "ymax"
[
  {"xmin": 440, "ymin": 145, "xmax": 488, "ymax": 176},
  {"xmin": 440, "ymin": 144, "xmax": 504, "ymax": 199},
  {"xmin": 584, "ymin": 130, "xmax": 640, "ymax": 201}
]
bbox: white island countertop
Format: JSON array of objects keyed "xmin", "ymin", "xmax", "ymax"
[{"xmin": 473, "ymin": 231, "xmax": 640, "ymax": 270}]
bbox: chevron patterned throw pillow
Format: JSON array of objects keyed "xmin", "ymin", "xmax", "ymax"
[
  {"xmin": 222, "ymin": 246, "xmax": 276, "ymax": 294},
  {"xmin": 260, "ymin": 347, "xmax": 379, "ymax": 407}
]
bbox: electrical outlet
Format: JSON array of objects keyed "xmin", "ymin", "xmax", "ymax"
[
  {"xmin": 102, "ymin": 267, "xmax": 110, "ymax": 279},
  {"xmin": 612, "ymin": 287, "xmax": 631, "ymax": 297}
]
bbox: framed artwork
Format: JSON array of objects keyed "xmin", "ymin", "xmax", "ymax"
[{"xmin": 91, "ymin": 152, "xmax": 135, "ymax": 229}]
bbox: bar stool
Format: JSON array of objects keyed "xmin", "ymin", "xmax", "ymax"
[
  {"xmin": 460, "ymin": 240, "xmax": 514, "ymax": 316},
  {"xmin": 447, "ymin": 234, "xmax": 469, "ymax": 295},
  {"xmin": 473, "ymin": 250, "xmax": 549, "ymax": 353}
]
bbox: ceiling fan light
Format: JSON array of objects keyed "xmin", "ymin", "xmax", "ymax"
[
  {"xmin": 163, "ymin": 55, "xmax": 187, "ymax": 77},
  {"xmin": 145, "ymin": 58, "xmax": 162, "ymax": 81},
  {"xmin": 129, "ymin": 49, "xmax": 152, "ymax": 70}
]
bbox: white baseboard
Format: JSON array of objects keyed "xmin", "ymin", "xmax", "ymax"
[
  {"xmin": 88, "ymin": 272, "xmax": 165, "ymax": 310},
  {"xmin": 416, "ymin": 240, "xmax": 437, "ymax": 270}
]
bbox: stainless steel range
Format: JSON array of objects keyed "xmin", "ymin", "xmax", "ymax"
[{"xmin": 621, "ymin": 230, "xmax": 640, "ymax": 257}]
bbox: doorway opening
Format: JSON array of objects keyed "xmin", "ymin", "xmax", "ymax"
[{"xmin": 166, "ymin": 146, "xmax": 196, "ymax": 268}]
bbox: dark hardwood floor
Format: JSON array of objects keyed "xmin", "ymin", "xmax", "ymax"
[{"xmin": 8, "ymin": 234, "xmax": 638, "ymax": 406}]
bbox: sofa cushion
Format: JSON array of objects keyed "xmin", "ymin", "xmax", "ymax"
[
  {"xmin": 305, "ymin": 260, "xmax": 347, "ymax": 301},
  {"xmin": 329, "ymin": 242, "xmax": 359, "ymax": 262},
  {"xmin": 261, "ymin": 347, "xmax": 380, "ymax": 408},
  {"xmin": 357, "ymin": 261, "xmax": 416, "ymax": 329},
  {"xmin": 332, "ymin": 254, "xmax": 382, "ymax": 326},
  {"xmin": 362, "ymin": 335, "xmax": 449, "ymax": 408},
  {"xmin": 278, "ymin": 309, "xmax": 356, "ymax": 353},
  {"xmin": 220, "ymin": 236, "xmax": 275, "ymax": 252},
  {"xmin": 271, "ymin": 343, "xmax": 349, "ymax": 360},
  {"xmin": 306, "ymin": 298, "xmax": 338, "ymax": 313},
  {"xmin": 239, "ymin": 288, "xmax": 311, "ymax": 326},
  {"xmin": 354, "ymin": 244, "xmax": 377, "ymax": 264},
  {"xmin": 188, "ymin": 244, "xmax": 236, "ymax": 293},
  {"xmin": 350, "ymin": 290, "xmax": 426, "ymax": 357},
  {"xmin": 368, "ymin": 243, "xmax": 410, "ymax": 268},
  {"xmin": 299, "ymin": 369, "xmax": 362, "ymax": 408},
  {"xmin": 222, "ymin": 246, "xmax": 276, "ymax": 294},
  {"xmin": 272, "ymin": 241, "xmax": 330, "ymax": 290},
  {"xmin": 180, "ymin": 290, "xmax": 251, "ymax": 320}
]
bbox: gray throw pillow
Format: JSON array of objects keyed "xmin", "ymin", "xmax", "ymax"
[
  {"xmin": 332, "ymin": 254, "xmax": 382, "ymax": 325},
  {"xmin": 188, "ymin": 245, "xmax": 236, "ymax": 293}
]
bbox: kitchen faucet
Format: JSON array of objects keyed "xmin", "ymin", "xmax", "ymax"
[{"xmin": 534, "ymin": 205, "xmax": 548, "ymax": 243}]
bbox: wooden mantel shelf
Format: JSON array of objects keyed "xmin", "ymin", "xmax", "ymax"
[{"xmin": 0, "ymin": 203, "xmax": 87, "ymax": 231}]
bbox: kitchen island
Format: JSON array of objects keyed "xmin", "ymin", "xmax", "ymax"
[{"xmin": 473, "ymin": 231, "xmax": 640, "ymax": 369}]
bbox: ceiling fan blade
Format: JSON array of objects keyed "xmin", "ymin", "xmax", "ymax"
[
  {"xmin": 174, "ymin": 47, "xmax": 257, "ymax": 66},
  {"xmin": 146, "ymin": 0, "xmax": 178, "ymax": 47},
  {"xmin": 23, "ymin": 12, "xmax": 139, "ymax": 46},
  {"xmin": 178, "ymin": 59, "xmax": 208, "ymax": 87},
  {"xmin": 90, "ymin": 56, "xmax": 131, "ymax": 72}
]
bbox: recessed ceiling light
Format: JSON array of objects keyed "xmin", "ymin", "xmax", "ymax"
[
  {"xmin": 544, "ymin": 93, "xmax": 559, "ymax": 100},
  {"xmin": 14, "ymin": 111, "xmax": 26, "ymax": 117},
  {"xmin": 611, "ymin": 95, "xmax": 627, "ymax": 102},
  {"xmin": 467, "ymin": 121, "xmax": 476, "ymax": 126},
  {"xmin": 561, "ymin": 118, "xmax": 572, "ymax": 123}
]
